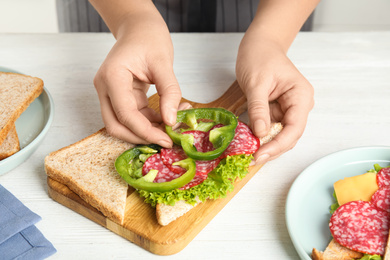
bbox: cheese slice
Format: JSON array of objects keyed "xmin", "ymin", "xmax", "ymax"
[{"xmin": 334, "ymin": 171, "xmax": 379, "ymax": 206}]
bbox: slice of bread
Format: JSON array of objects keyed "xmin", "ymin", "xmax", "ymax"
[
  {"xmin": 0, "ymin": 125, "xmax": 20, "ymax": 160},
  {"xmin": 156, "ymin": 122, "xmax": 283, "ymax": 226},
  {"xmin": 0, "ymin": 72, "xmax": 43, "ymax": 145},
  {"xmin": 157, "ymin": 197, "xmax": 201, "ymax": 226},
  {"xmin": 44, "ymin": 128, "xmax": 133, "ymax": 225},
  {"xmin": 312, "ymin": 239, "xmax": 364, "ymax": 260}
]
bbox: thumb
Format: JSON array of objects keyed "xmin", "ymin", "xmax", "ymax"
[
  {"xmin": 153, "ymin": 67, "xmax": 182, "ymax": 126},
  {"xmin": 244, "ymin": 83, "xmax": 271, "ymax": 138}
]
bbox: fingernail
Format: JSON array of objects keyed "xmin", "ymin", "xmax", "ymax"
[
  {"xmin": 159, "ymin": 139, "xmax": 172, "ymax": 148},
  {"xmin": 167, "ymin": 108, "xmax": 177, "ymax": 126},
  {"xmin": 256, "ymin": 154, "xmax": 270, "ymax": 165},
  {"xmin": 254, "ymin": 120, "xmax": 266, "ymax": 136}
]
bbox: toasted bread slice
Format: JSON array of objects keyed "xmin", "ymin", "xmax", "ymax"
[
  {"xmin": 312, "ymin": 239, "xmax": 364, "ymax": 260},
  {"xmin": 44, "ymin": 128, "xmax": 133, "ymax": 224},
  {"xmin": 157, "ymin": 197, "xmax": 201, "ymax": 226},
  {"xmin": 0, "ymin": 72, "xmax": 43, "ymax": 145},
  {"xmin": 0, "ymin": 125, "xmax": 20, "ymax": 160},
  {"xmin": 156, "ymin": 122, "xmax": 283, "ymax": 226}
]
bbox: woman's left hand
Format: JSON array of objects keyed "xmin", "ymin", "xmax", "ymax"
[{"xmin": 236, "ymin": 36, "xmax": 314, "ymax": 165}]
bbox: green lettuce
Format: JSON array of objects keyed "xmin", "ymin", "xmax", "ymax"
[
  {"xmin": 374, "ymin": 163, "xmax": 390, "ymax": 172},
  {"xmin": 138, "ymin": 154, "xmax": 253, "ymax": 207},
  {"xmin": 329, "ymin": 190, "xmax": 339, "ymax": 214}
]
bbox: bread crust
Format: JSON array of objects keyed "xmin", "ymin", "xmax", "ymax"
[
  {"xmin": 45, "ymin": 128, "xmax": 133, "ymax": 224},
  {"xmin": 312, "ymin": 239, "xmax": 364, "ymax": 260},
  {"xmin": 0, "ymin": 125, "xmax": 19, "ymax": 160},
  {"xmin": 0, "ymin": 72, "xmax": 43, "ymax": 145},
  {"xmin": 156, "ymin": 198, "xmax": 200, "ymax": 226}
]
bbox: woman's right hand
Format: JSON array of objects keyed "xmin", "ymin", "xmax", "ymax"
[{"xmin": 92, "ymin": 1, "xmax": 181, "ymax": 147}]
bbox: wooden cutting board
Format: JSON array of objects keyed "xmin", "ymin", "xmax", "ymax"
[{"xmin": 47, "ymin": 80, "xmax": 264, "ymax": 255}]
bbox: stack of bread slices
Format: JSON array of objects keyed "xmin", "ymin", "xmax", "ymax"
[{"xmin": 0, "ymin": 72, "xmax": 44, "ymax": 160}]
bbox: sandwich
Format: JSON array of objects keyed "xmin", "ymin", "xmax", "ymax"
[
  {"xmin": 0, "ymin": 72, "xmax": 44, "ymax": 159},
  {"xmin": 312, "ymin": 164, "xmax": 390, "ymax": 260},
  {"xmin": 45, "ymin": 107, "xmax": 282, "ymax": 226}
]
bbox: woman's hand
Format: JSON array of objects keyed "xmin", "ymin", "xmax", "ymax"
[
  {"xmin": 236, "ymin": 36, "xmax": 314, "ymax": 165},
  {"xmin": 92, "ymin": 4, "xmax": 181, "ymax": 147}
]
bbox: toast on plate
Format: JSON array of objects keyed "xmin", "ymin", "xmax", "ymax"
[
  {"xmin": 0, "ymin": 72, "xmax": 43, "ymax": 145},
  {"xmin": 0, "ymin": 125, "xmax": 20, "ymax": 160},
  {"xmin": 312, "ymin": 239, "xmax": 364, "ymax": 260}
]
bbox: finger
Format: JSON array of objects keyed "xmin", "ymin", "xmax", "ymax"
[
  {"xmin": 243, "ymin": 80, "xmax": 272, "ymax": 138},
  {"xmin": 98, "ymin": 94, "xmax": 157, "ymax": 144},
  {"xmin": 178, "ymin": 102, "xmax": 192, "ymax": 111},
  {"xmin": 139, "ymin": 107, "xmax": 162, "ymax": 124},
  {"xmin": 102, "ymin": 71, "xmax": 173, "ymax": 147},
  {"xmin": 131, "ymin": 79, "xmax": 151, "ymax": 110},
  {"xmin": 253, "ymin": 124, "xmax": 299, "ymax": 165},
  {"xmin": 153, "ymin": 67, "xmax": 182, "ymax": 126},
  {"xmin": 269, "ymin": 101, "xmax": 284, "ymax": 122},
  {"xmin": 253, "ymin": 102, "xmax": 310, "ymax": 165}
]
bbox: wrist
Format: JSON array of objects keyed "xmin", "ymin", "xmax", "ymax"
[
  {"xmin": 90, "ymin": 0, "xmax": 165, "ymax": 38},
  {"xmin": 243, "ymin": 23, "xmax": 290, "ymax": 54},
  {"xmin": 115, "ymin": 10, "xmax": 168, "ymax": 41}
]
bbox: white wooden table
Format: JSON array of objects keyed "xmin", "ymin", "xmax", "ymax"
[{"xmin": 0, "ymin": 32, "xmax": 390, "ymax": 259}]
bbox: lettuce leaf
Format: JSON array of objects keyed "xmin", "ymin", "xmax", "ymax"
[
  {"xmin": 138, "ymin": 154, "xmax": 253, "ymax": 207},
  {"xmin": 329, "ymin": 190, "xmax": 339, "ymax": 214}
]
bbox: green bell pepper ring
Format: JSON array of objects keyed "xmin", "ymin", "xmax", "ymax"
[
  {"xmin": 115, "ymin": 147, "xmax": 196, "ymax": 192},
  {"xmin": 114, "ymin": 145, "xmax": 159, "ymax": 179},
  {"xmin": 166, "ymin": 108, "xmax": 238, "ymax": 161}
]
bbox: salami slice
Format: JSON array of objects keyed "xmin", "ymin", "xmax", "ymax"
[
  {"xmin": 377, "ymin": 168, "xmax": 390, "ymax": 187},
  {"xmin": 161, "ymin": 146, "xmax": 221, "ymax": 175},
  {"xmin": 182, "ymin": 130, "xmax": 208, "ymax": 152},
  {"xmin": 161, "ymin": 146, "xmax": 187, "ymax": 174},
  {"xmin": 200, "ymin": 122, "xmax": 259, "ymax": 158},
  {"xmin": 179, "ymin": 174, "xmax": 208, "ymax": 190},
  {"xmin": 221, "ymin": 122, "xmax": 260, "ymax": 157},
  {"xmin": 195, "ymin": 158, "xmax": 221, "ymax": 175},
  {"xmin": 371, "ymin": 186, "xmax": 390, "ymax": 213},
  {"xmin": 142, "ymin": 154, "xmax": 182, "ymax": 183},
  {"xmin": 156, "ymin": 121, "xmax": 258, "ymax": 190},
  {"xmin": 329, "ymin": 200, "xmax": 390, "ymax": 255}
]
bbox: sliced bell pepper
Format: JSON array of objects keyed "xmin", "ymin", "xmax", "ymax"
[
  {"xmin": 114, "ymin": 145, "xmax": 159, "ymax": 179},
  {"xmin": 166, "ymin": 108, "xmax": 238, "ymax": 160},
  {"xmin": 115, "ymin": 146, "xmax": 196, "ymax": 192}
]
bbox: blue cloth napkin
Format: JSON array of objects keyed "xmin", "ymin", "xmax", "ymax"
[{"xmin": 0, "ymin": 185, "xmax": 56, "ymax": 260}]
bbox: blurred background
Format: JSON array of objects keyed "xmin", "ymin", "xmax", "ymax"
[{"xmin": 0, "ymin": 0, "xmax": 390, "ymax": 33}]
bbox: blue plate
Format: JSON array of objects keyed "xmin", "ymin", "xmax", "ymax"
[
  {"xmin": 0, "ymin": 67, "xmax": 54, "ymax": 175},
  {"xmin": 285, "ymin": 146, "xmax": 390, "ymax": 259}
]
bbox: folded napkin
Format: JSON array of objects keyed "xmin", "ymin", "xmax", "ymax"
[{"xmin": 0, "ymin": 185, "xmax": 56, "ymax": 260}]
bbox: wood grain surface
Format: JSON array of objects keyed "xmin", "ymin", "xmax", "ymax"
[{"xmin": 47, "ymin": 80, "xmax": 264, "ymax": 255}]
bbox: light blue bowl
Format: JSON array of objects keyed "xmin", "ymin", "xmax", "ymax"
[
  {"xmin": 285, "ymin": 146, "xmax": 390, "ymax": 259},
  {"xmin": 0, "ymin": 67, "xmax": 54, "ymax": 176}
]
